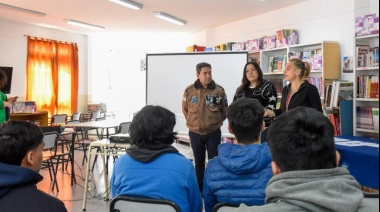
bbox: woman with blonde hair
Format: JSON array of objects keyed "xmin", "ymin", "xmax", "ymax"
[{"xmin": 264, "ymin": 58, "xmax": 322, "ymax": 118}]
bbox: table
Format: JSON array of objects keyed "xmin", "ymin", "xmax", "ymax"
[
  {"xmin": 82, "ymin": 139, "xmax": 130, "ymax": 211},
  {"xmin": 335, "ymin": 136, "xmax": 379, "ymax": 189},
  {"xmin": 10, "ymin": 111, "xmax": 49, "ymax": 126},
  {"xmin": 66, "ymin": 119, "xmax": 124, "ymax": 138}
]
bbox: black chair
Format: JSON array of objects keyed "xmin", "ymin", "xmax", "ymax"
[
  {"xmin": 71, "ymin": 112, "xmax": 81, "ymax": 121},
  {"xmin": 51, "ymin": 114, "xmax": 68, "ymax": 126},
  {"xmin": 118, "ymin": 122, "xmax": 131, "ymax": 134},
  {"xmin": 212, "ymin": 203, "xmax": 239, "ymax": 212},
  {"xmin": 90, "ymin": 110, "xmax": 101, "ymax": 121},
  {"xmin": 110, "ymin": 195, "xmax": 180, "ymax": 212},
  {"xmin": 41, "ymin": 132, "xmax": 72, "ymax": 192}
]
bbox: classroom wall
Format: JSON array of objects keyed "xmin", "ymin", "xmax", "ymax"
[
  {"xmin": 88, "ymin": 32, "xmax": 190, "ymax": 118},
  {"xmin": 0, "ymin": 19, "xmax": 89, "ymax": 111}
]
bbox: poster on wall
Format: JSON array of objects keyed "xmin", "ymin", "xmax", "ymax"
[
  {"xmin": 342, "ymin": 56, "xmax": 353, "ymax": 73},
  {"xmin": 0, "ymin": 66, "xmax": 13, "ymax": 94}
]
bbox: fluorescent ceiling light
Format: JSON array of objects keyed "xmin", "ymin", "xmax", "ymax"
[
  {"xmin": 109, "ymin": 0, "xmax": 143, "ymax": 10},
  {"xmin": 65, "ymin": 19, "xmax": 105, "ymax": 30},
  {"xmin": 0, "ymin": 3, "xmax": 46, "ymax": 17},
  {"xmin": 34, "ymin": 23, "xmax": 59, "ymax": 29},
  {"xmin": 153, "ymin": 12, "xmax": 186, "ymax": 26}
]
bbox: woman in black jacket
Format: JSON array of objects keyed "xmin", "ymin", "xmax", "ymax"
[{"xmin": 264, "ymin": 58, "xmax": 322, "ymax": 118}]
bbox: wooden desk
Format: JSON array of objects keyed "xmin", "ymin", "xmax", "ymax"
[{"xmin": 10, "ymin": 111, "xmax": 49, "ymax": 126}]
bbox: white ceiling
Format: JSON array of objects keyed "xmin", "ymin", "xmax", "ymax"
[{"xmin": 0, "ymin": 0, "xmax": 308, "ymax": 35}]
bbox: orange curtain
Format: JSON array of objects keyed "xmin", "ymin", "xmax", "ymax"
[{"xmin": 26, "ymin": 36, "xmax": 79, "ymax": 116}]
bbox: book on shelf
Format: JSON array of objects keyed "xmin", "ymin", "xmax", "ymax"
[
  {"xmin": 312, "ymin": 51, "xmax": 322, "ymax": 70},
  {"xmin": 357, "ymin": 106, "xmax": 377, "ymax": 130},
  {"xmin": 288, "ymin": 51, "xmax": 302, "ymax": 59},
  {"xmin": 329, "ymin": 113, "xmax": 340, "ymax": 136},
  {"xmin": 330, "ymin": 81, "xmax": 353, "ymax": 108},
  {"xmin": 356, "ymin": 45, "xmax": 379, "ymax": 68},
  {"xmin": 324, "ymin": 84, "xmax": 332, "ymax": 107},
  {"xmin": 372, "ymin": 107, "xmax": 379, "ymax": 131},
  {"xmin": 307, "ymin": 77, "xmax": 322, "ymax": 96},
  {"xmin": 357, "ymin": 75, "xmax": 379, "ymax": 98}
]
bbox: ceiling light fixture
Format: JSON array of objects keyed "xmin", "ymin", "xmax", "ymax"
[
  {"xmin": 0, "ymin": 3, "xmax": 46, "ymax": 17},
  {"xmin": 65, "ymin": 19, "xmax": 105, "ymax": 30},
  {"xmin": 153, "ymin": 12, "xmax": 187, "ymax": 26},
  {"xmin": 109, "ymin": 0, "xmax": 143, "ymax": 10}
]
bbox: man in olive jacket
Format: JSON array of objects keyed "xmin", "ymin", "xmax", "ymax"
[{"xmin": 182, "ymin": 62, "xmax": 228, "ymax": 193}]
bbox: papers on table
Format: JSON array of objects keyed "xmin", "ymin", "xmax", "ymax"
[{"xmin": 334, "ymin": 137, "xmax": 379, "ymax": 148}]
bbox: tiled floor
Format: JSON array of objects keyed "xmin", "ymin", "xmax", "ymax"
[{"xmin": 37, "ymin": 141, "xmax": 193, "ymax": 212}]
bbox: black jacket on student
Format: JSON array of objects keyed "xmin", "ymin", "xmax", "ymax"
[
  {"xmin": 274, "ymin": 80, "xmax": 322, "ymax": 117},
  {"xmin": 0, "ymin": 163, "xmax": 67, "ymax": 212}
]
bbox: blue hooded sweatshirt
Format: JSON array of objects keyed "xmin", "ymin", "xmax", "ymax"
[
  {"xmin": 0, "ymin": 163, "xmax": 67, "ymax": 212},
  {"xmin": 203, "ymin": 142, "xmax": 272, "ymax": 212},
  {"xmin": 111, "ymin": 145, "xmax": 203, "ymax": 212}
]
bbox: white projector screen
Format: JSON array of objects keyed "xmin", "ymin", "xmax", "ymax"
[{"xmin": 146, "ymin": 52, "xmax": 248, "ymax": 135}]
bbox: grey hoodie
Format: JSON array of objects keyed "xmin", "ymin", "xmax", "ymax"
[{"xmin": 234, "ymin": 167, "xmax": 376, "ymax": 212}]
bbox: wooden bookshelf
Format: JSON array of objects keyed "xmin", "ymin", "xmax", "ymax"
[
  {"xmin": 252, "ymin": 41, "xmax": 340, "ymax": 105},
  {"xmin": 353, "ymin": 33, "xmax": 379, "ymax": 138}
]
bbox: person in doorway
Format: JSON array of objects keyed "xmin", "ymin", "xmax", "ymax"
[
  {"xmin": 235, "ymin": 107, "xmax": 376, "ymax": 212},
  {"xmin": 0, "ymin": 121, "xmax": 67, "ymax": 212},
  {"xmin": 203, "ymin": 98, "xmax": 272, "ymax": 212},
  {"xmin": 182, "ymin": 62, "xmax": 228, "ymax": 194},
  {"xmin": 264, "ymin": 58, "xmax": 322, "ymax": 118},
  {"xmin": 0, "ymin": 69, "xmax": 16, "ymax": 124},
  {"xmin": 233, "ymin": 61, "xmax": 277, "ymax": 127},
  {"xmin": 111, "ymin": 105, "xmax": 202, "ymax": 212}
]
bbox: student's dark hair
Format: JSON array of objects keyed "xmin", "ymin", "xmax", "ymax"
[
  {"xmin": 289, "ymin": 58, "xmax": 311, "ymax": 79},
  {"xmin": 267, "ymin": 106, "xmax": 336, "ymax": 172},
  {"xmin": 0, "ymin": 121, "xmax": 44, "ymax": 166},
  {"xmin": 130, "ymin": 105, "xmax": 178, "ymax": 149},
  {"xmin": 196, "ymin": 62, "xmax": 211, "ymax": 74},
  {"xmin": 227, "ymin": 98, "xmax": 264, "ymax": 144}
]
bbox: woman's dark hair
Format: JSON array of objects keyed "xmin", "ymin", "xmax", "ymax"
[
  {"xmin": 238, "ymin": 62, "xmax": 263, "ymax": 92},
  {"xmin": 130, "ymin": 105, "xmax": 178, "ymax": 149},
  {"xmin": 267, "ymin": 107, "xmax": 336, "ymax": 172},
  {"xmin": 0, "ymin": 121, "xmax": 44, "ymax": 165}
]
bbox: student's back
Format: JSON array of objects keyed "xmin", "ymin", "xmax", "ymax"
[
  {"xmin": 0, "ymin": 121, "xmax": 67, "ymax": 212},
  {"xmin": 234, "ymin": 107, "xmax": 376, "ymax": 212},
  {"xmin": 203, "ymin": 98, "xmax": 272, "ymax": 212},
  {"xmin": 0, "ymin": 164, "xmax": 66, "ymax": 212}
]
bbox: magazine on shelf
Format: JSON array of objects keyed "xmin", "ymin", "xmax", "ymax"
[{"xmin": 330, "ymin": 81, "xmax": 353, "ymax": 108}]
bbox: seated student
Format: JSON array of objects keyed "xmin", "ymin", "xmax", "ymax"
[
  {"xmin": 203, "ymin": 98, "xmax": 272, "ymax": 212},
  {"xmin": 235, "ymin": 107, "xmax": 376, "ymax": 212},
  {"xmin": 111, "ymin": 105, "xmax": 203, "ymax": 212},
  {"xmin": 0, "ymin": 121, "xmax": 67, "ymax": 212}
]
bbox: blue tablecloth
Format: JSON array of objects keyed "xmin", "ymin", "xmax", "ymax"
[{"xmin": 335, "ymin": 136, "xmax": 379, "ymax": 189}]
